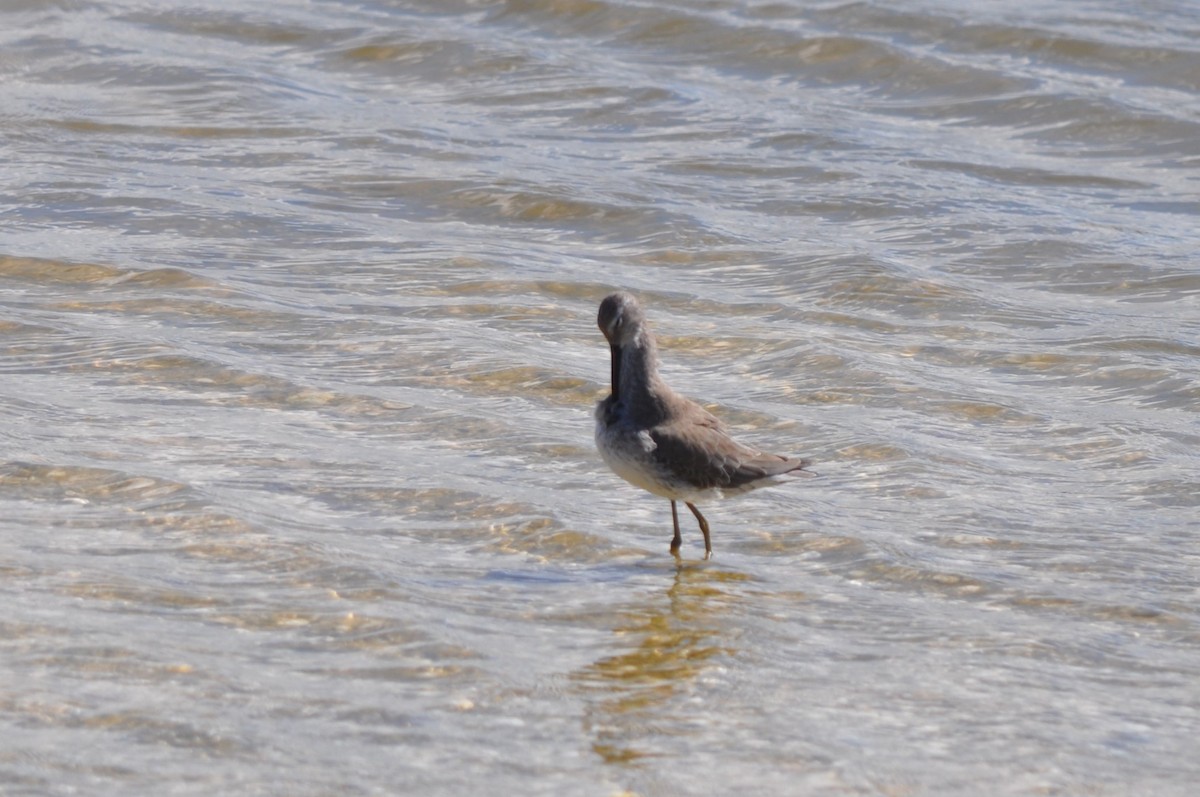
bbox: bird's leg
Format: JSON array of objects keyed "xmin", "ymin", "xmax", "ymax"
[
  {"xmin": 686, "ymin": 502, "xmax": 712, "ymax": 559},
  {"xmin": 670, "ymin": 500, "xmax": 682, "ymax": 556}
]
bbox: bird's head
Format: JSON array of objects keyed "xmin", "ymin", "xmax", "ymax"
[{"xmin": 597, "ymin": 291, "xmax": 646, "ymax": 347}]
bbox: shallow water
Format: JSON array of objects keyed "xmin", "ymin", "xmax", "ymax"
[{"xmin": 2, "ymin": 0, "xmax": 1199, "ymax": 794}]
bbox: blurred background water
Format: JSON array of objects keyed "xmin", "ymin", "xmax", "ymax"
[{"xmin": 2, "ymin": 0, "xmax": 1198, "ymax": 794}]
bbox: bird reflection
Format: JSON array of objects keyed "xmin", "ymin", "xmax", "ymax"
[{"xmin": 572, "ymin": 563, "xmax": 748, "ymax": 767}]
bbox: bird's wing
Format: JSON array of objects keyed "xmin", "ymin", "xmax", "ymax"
[{"xmin": 650, "ymin": 409, "xmax": 807, "ymax": 491}]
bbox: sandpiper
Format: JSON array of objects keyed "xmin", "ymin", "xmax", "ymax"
[{"xmin": 594, "ymin": 291, "xmax": 809, "ymax": 559}]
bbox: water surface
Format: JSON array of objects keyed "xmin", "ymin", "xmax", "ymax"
[{"xmin": 2, "ymin": 0, "xmax": 1198, "ymax": 794}]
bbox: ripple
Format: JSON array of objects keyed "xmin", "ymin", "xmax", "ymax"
[
  {"xmin": 0, "ymin": 462, "xmax": 191, "ymax": 505},
  {"xmin": 0, "ymin": 255, "xmax": 216, "ymax": 289}
]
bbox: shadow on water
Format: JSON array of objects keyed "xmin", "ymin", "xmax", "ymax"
[{"xmin": 570, "ymin": 561, "xmax": 749, "ymax": 767}]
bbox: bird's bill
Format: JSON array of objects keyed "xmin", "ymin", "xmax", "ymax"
[{"xmin": 610, "ymin": 343, "xmax": 621, "ymax": 395}]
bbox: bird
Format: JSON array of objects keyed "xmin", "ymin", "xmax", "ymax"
[{"xmin": 593, "ymin": 291, "xmax": 810, "ymax": 559}]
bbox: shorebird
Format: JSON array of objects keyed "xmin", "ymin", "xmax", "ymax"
[{"xmin": 594, "ymin": 291, "xmax": 809, "ymax": 559}]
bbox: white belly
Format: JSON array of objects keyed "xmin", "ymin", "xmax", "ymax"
[{"xmin": 595, "ymin": 414, "xmax": 715, "ymax": 502}]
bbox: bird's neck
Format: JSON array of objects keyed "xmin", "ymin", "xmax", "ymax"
[{"xmin": 614, "ymin": 335, "xmax": 672, "ymax": 426}]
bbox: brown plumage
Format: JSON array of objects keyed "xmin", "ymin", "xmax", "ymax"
[{"xmin": 594, "ymin": 291, "xmax": 809, "ymax": 558}]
